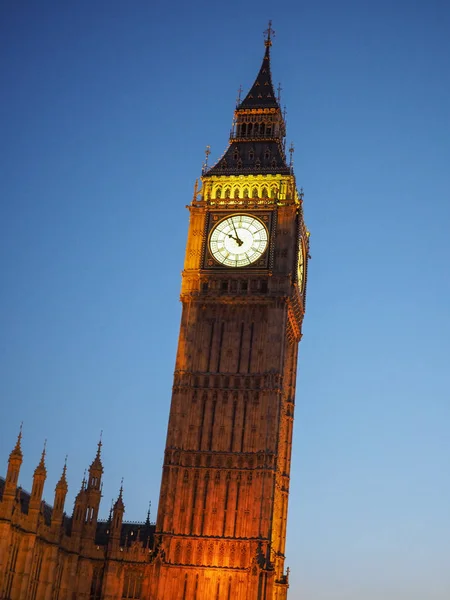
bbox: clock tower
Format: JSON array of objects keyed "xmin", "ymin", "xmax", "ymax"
[{"xmin": 151, "ymin": 25, "xmax": 309, "ymax": 600}]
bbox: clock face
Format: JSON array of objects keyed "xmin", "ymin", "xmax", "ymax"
[
  {"xmin": 209, "ymin": 214, "xmax": 268, "ymax": 267},
  {"xmin": 297, "ymin": 242, "xmax": 304, "ymax": 289}
]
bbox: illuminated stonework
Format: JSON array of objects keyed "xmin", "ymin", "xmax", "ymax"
[{"xmin": 150, "ymin": 30, "xmax": 309, "ymax": 600}]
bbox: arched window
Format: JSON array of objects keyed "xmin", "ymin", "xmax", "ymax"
[
  {"xmin": 215, "ymin": 187, "xmax": 222, "ymax": 199},
  {"xmin": 252, "ymin": 187, "xmax": 258, "ymax": 199},
  {"xmin": 261, "ymin": 187, "xmax": 268, "ymax": 198},
  {"xmin": 270, "ymin": 186, "xmax": 277, "ymax": 199},
  {"xmin": 225, "ymin": 188, "xmax": 231, "ymax": 198},
  {"xmin": 243, "ymin": 188, "xmax": 249, "ymax": 198},
  {"xmin": 234, "ymin": 188, "xmax": 239, "ymax": 199}
]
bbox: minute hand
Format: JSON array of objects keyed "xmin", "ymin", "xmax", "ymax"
[{"xmin": 231, "ymin": 220, "xmax": 243, "ymax": 246}]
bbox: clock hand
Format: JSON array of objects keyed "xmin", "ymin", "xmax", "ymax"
[{"xmin": 231, "ymin": 220, "xmax": 244, "ymax": 246}]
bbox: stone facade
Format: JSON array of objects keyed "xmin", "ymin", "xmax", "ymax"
[{"xmin": 0, "ymin": 433, "xmax": 154, "ymax": 600}]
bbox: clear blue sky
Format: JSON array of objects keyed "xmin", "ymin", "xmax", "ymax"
[{"xmin": 1, "ymin": 2, "xmax": 449, "ymax": 598}]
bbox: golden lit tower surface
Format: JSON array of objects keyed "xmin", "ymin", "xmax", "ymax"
[{"xmin": 151, "ymin": 25, "xmax": 309, "ymax": 600}]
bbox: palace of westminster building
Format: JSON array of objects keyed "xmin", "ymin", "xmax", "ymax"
[{"xmin": 0, "ymin": 25, "xmax": 309, "ymax": 600}]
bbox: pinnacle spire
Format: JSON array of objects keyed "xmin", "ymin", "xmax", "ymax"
[
  {"xmin": 56, "ymin": 456, "xmax": 68, "ymax": 490},
  {"xmin": 35, "ymin": 439, "xmax": 47, "ymax": 475},
  {"xmin": 114, "ymin": 478, "xmax": 125, "ymax": 511},
  {"xmin": 239, "ymin": 22, "xmax": 279, "ymax": 110},
  {"xmin": 10, "ymin": 422, "xmax": 23, "ymax": 460},
  {"xmin": 89, "ymin": 432, "xmax": 104, "ymax": 473}
]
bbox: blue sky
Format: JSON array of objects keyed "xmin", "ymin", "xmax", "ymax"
[{"xmin": 1, "ymin": 1, "xmax": 450, "ymax": 598}]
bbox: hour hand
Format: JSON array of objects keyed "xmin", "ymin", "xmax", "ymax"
[{"xmin": 228, "ymin": 234, "xmax": 243, "ymax": 246}]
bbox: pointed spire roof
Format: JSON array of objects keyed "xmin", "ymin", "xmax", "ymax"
[
  {"xmin": 34, "ymin": 440, "xmax": 47, "ymax": 476},
  {"xmin": 114, "ymin": 478, "xmax": 125, "ymax": 511},
  {"xmin": 239, "ymin": 45, "xmax": 279, "ymax": 110},
  {"xmin": 9, "ymin": 423, "xmax": 23, "ymax": 461},
  {"xmin": 204, "ymin": 22, "xmax": 290, "ymax": 178},
  {"xmin": 56, "ymin": 456, "xmax": 68, "ymax": 491},
  {"xmin": 239, "ymin": 21, "xmax": 279, "ymax": 110},
  {"xmin": 89, "ymin": 433, "xmax": 103, "ymax": 473}
]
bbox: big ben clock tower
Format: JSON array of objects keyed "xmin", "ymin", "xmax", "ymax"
[{"xmin": 150, "ymin": 24, "xmax": 309, "ymax": 600}]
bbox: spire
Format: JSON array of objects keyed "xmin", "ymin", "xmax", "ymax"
[
  {"xmin": 114, "ymin": 478, "xmax": 125, "ymax": 511},
  {"xmin": 4, "ymin": 423, "xmax": 24, "ymax": 500},
  {"xmin": 53, "ymin": 456, "xmax": 68, "ymax": 525},
  {"xmin": 56, "ymin": 456, "xmax": 68, "ymax": 491},
  {"xmin": 30, "ymin": 439, "xmax": 47, "ymax": 511},
  {"xmin": 10, "ymin": 422, "xmax": 23, "ymax": 460},
  {"xmin": 34, "ymin": 439, "xmax": 47, "ymax": 475},
  {"xmin": 90, "ymin": 432, "xmax": 103, "ymax": 472},
  {"xmin": 204, "ymin": 23, "xmax": 289, "ymax": 177},
  {"xmin": 239, "ymin": 21, "xmax": 279, "ymax": 110}
]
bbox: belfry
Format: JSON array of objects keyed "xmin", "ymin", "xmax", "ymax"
[{"xmin": 151, "ymin": 23, "xmax": 309, "ymax": 600}]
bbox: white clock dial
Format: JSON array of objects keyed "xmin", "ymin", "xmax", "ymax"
[{"xmin": 209, "ymin": 214, "xmax": 268, "ymax": 267}]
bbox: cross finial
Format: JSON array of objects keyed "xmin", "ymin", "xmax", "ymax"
[
  {"xmin": 264, "ymin": 20, "xmax": 275, "ymax": 47},
  {"xmin": 277, "ymin": 83, "xmax": 282, "ymax": 103}
]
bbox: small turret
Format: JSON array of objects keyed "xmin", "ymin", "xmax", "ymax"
[
  {"xmin": 88, "ymin": 436, "xmax": 103, "ymax": 491},
  {"xmin": 52, "ymin": 457, "xmax": 68, "ymax": 528},
  {"xmin": 109, "ymin": 480, "xmax": 125, "ymax": 548},
  {"xmin": 71, "ymin": 472, "xmax": 87, "ymax": 537},
  {"xmin": 29, "ymin": 441, "xmax": 47, "ymax": 518},
  {"xmin": 82, "ymin": 436, "xmax": 104, "ymax": 539}
]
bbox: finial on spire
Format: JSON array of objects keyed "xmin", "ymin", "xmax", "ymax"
[
  {"xmin": 264, "ymin": 20, "xmax": 275, "ymax": 47},
  {"xmin": 202, "ymin": 145, "xmax": 211, "ymax": 174},
  {"xmin": 119, "ymin": 477, "xmax": 124, "ymax": 496},
  {"xmin": 10, "ymin": 422, "xmax": 23, "ymax": 458},
  {"xmin": 39, "ymin": 439, "xmax": 47, "ymax": 466},
  {"xmin": 277, "ymin": 83, "xmax": 282, "ymax": 104},
  {"xmin": 147, "ymin": 500, "xmax": 151, "ymax": 523},
  {"xmin": 82, "ymin": 469, "xmax": 87, "ymax": 490},
  {"xmin": 97, "ymin": 431, "xmax": 103, "ymax": 456},
  {"xmin": 56, "ymin": 455, "xmax": 68, "ymax": 489}
]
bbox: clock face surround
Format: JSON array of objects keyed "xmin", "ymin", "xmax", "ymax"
[{"xmin": 209, "ymin": 214, "xmax": 268, "ymax": 267}]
